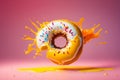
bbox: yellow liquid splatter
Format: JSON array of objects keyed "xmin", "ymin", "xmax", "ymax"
[
  {"xmin": 19, "ymin": 66, "xmax": 113, "ymax": 73},
  {"xmin": 23, "ymin": 18, "xmax": 103, "ymax": 58}
]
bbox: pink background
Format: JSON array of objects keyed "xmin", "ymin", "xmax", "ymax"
[{"xmin": 0, "ymin": 0, "xmax": 120, "ymax": 80}]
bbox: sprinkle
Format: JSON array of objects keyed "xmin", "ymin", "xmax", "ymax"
[
  {"xmin": 71, "ymin": 33, "xmax": 74, "ymax": 36},
  {"xmin": 40, "ymin": 35, "xmax": 43, "ymax": 37},
  {"xmin": 42, "ymin": 41, "xmax": 45, "ymax": 43},
  {"xmin": 45, "ymin": 31, "xmax": 47, "ymax": 34},
  {"xmin": 51, "ymin": 27, "xmax": 53, "ymax": 29},
  {"xmin": 52, "ymin": 22, "xmax": 54, "ymax": 25},
  {"xmin": 60, "ymin": 26, "xmax": 62, "ymax": 29},
  {"xmin": 69, "ymin": 29, "xmax": 74, "ymax": 36},
  {"xmin": 65, "ymin": 26, "xmax": 68, "ymax": 32},
  {"xmin": 71, "ymin": 32, "xmax": 74, "ymax": 36},
  {"xmin": 48, "ymin": 27, "xmax": 51, "ymax": 30},
  {"xmin": 54, "ymin": 53, "xmax": 56, "ymax": 56},
  {"xmin": 67, "ymin": 51, "xmax": 69, "ymax": 54},
  {"xmin": 69, "ymin": 29, "xmax": 72, "ymax": 33},
  {"xmin": 58, "ymin": 51, "xmax": 60, "ymax": 54},
  {"xmin": 46, "ymin": 34, "xmax": 48, "ymax": 37},
  {"xmin": 39, "ymin": 39, "xmax": 41, "ymax": 41},
  {"xmin": 49, "ymin": 26, "xmax": 53, "ymax": 29},
  {"xmin": 44, "ymin": 38, "xmax": 47, "ymax": 41}
]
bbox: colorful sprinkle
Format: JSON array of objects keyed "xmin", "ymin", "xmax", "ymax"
[
  {"xmin": 69, "ymin": 29, "xmax": 74, "ymax": 36},
  {"xmin": 48, "ymin": 27, "xmax": 51, "ymax": 30},
  {"xmin": 45, "ymin": 31, "xmax": 47, "ymax": 34},
  {"xmin": 52, "ymin": 22, "xmax": 54, "ymax": 25},
  {"xmin": 44, "ymin": 38, "xmax": 47, "ymax": 41},
  {"xmin": 51, "ymin": 27, "xmax": 53, "ymax": 29},
  {"xmin": 46, "ymin": 34, "xmax": 48, "ymax": 37},
  {"xmin": 60, "ymin": 26, "xmax": 62, "ymax": 29},
  {"xmin": 65, "ymin": 26, "xmax": 68, "ymax": 32},
  {"xmin": 42, "ymin": 41, "xmax": 45, "ymax": 43},
  {"xmin": 40, "ymin": 35, "xmax": 43, "ymax": 37}
]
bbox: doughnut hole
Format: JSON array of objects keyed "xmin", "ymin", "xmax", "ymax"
[
  {"xmin": 50, "ymin": 33, "xmax": 68, "ymax": 49},
  {"xmin": 54, "ymin": 36, "xmax": 67, "ymax": 48}
]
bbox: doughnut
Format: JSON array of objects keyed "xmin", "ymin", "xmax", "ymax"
[
  {"xmin": 37, "ymin": 20, "xmax": 83, "ymax": 65},
  {"xmin": 23, "ymin": 18, "xmax": 102, "ymax": 65}
]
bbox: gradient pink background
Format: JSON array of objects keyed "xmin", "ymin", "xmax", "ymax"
[{"xmin": 0, "ymin": 0, "xmax": 120, "ymax": 80}]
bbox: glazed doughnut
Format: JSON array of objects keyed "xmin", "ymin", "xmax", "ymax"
[{"xmin": 23, "ymin": 18, "xmax": 102, "ymax": 65}]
